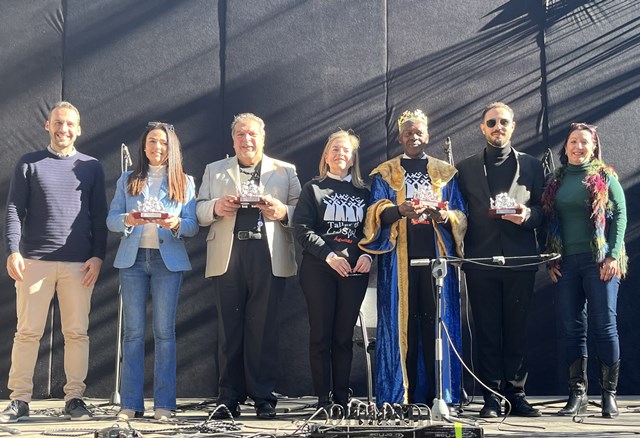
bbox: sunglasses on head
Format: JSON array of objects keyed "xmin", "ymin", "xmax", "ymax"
[
  {"xmin": 569, "ymin": 122, "xmax": 597, "ymax": 131},
  {"xmin": 485, "ymin": 118, "xmax": 511, "ymax": 128},
  {"xmin": 147, "ymin": 121, "xmax": 174, "ymax": 132}
]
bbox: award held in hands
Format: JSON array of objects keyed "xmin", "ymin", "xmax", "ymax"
[
  {"xmin": 132, "ymin": 197, "xmax": 169, "ymax": 219},
  {"xmin": 411, "ymin": 184, "xmax": 446, "ymax": 225},
  {"xmin": 412, "ymin": 184, "xmax": 446, "ymax": 210},
  {"xmin": 489, "ymin": 193, "xmax": 522, "ymax": 218},
  {"xmin": 237, "ymin": 180, "xmax": 264, "ymax": 208}
]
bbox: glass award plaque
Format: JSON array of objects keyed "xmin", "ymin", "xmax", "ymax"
[
  {"xmin": 132, "ymin": 197, "xmax": 168, "ymax": 219},
  {"xmin": 412, "ymin": 184, "xmax": 447, "ymax": 210},
  {"xmin": 489, "ymin": 193, "xmax": 522, "ymax": 218},
  {"xmin": 236, "ymin": 180, "xmax": 264, "ymax": 208},
  {"xmin": 410, "ymin": 184, "xmax": 446, "ymax": 225}
]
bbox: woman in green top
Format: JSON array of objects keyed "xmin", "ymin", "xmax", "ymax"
[{"xmin": 542, "ymin": 123, "xmax": 627, "ymax": 418}]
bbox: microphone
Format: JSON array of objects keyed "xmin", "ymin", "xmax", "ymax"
[
  {"xmin": 121, "ymin": 143, "xmax": 132, "ymax": 167},
  {"xmin": 444, "ymin": 137, "xmax": 453, "ymax": 165},
  {"xmin": 444, "ymin": 137, "xmax": 451, "ymax": 154},
  {"xmin": 542, "ymin": 148, "xmax": 555, "ymax": 177}
]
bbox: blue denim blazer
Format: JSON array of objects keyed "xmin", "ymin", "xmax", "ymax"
[{"xmin": 107, "ymin": 171, "xmax": 198, "ymax": 271}]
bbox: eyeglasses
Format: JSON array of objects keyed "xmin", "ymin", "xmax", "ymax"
[
  {"xmin": 485, "ymin": 119, "xmax": 512, "ymax": 128},
  {"xmin": 147, "ymin": 121, "xmax": 174, "ymax": 131}
]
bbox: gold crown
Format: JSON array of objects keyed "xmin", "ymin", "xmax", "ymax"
[{"xmin": 398, "ymin": 109, "xmax": 428, "ymax": 131}]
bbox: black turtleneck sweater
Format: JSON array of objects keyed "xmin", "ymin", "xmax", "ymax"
[{"xmin": 484, "ymin": 142, "xmax": 516, "ymax": 197}]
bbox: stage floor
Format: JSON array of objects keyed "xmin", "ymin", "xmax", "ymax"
[{"xmin": 1, "ymin": 396, "xmax": 640, "ymax": 437}]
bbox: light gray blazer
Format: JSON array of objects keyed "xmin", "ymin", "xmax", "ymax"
[{"xmin": 196, "ymin": 154, "xmax": 301, "ymax": 277}]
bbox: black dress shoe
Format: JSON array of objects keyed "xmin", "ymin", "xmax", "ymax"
[
  {"xmin": 210, "ymin": 401, "xmax": 240, "ymax": 419},
  {"xmin": 255, "ymin": 401, "xmax": 276, "ymax": 419},
  {"xmin": 507, "ymin": 396, "xmax": 541, "ymax": 417},
  {"xmin": 479, "ymin": 395, "xmax": 501, "ymax": 418}
]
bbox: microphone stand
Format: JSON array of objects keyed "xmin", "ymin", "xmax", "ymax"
[
  {"xmin": 110, "ymin": 144, "xmax": 132, "ymax": 406},
  {"xmin": 409, "ymin": 257, "xmax": 453, "ymax": 421},
  {"xmin": 442, "ymin": 136, "xmax": 470, "ymax": 408},
  {"xmin": 46, "ymin": 298, "xmax": 55, "ymax": 398},
  {"xmin": 410, "ymin": 253, "xmax": 560, "ymax": 421}
]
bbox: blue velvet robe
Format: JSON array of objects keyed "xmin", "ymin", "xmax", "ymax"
[{"xmin": 359, "ymin": 155, "xmax": 467, "ymax": 405}]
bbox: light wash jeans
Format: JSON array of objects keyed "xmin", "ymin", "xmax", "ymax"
[{"xmin": 119, "ymin": 249, "xmax": 182, "ymax": 411}]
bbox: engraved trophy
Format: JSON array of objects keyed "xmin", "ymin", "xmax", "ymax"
[
  {"xmin": 132, "ymin": 197, "xmax": 169, "ymax": 219},
  {"xmin": 411, "ymin": 184, "xmax": 446, "ymax": 225},
  {"xmin": 489, "ymin": 193, "xmax": 522, "ymax": 218},
  {"xmin": 412, "ymin": 184, "xmax": 447, "ymax": 210},
  {"xmin": 237, "ymin": 180, "xmax": 263, "ymax": 208}
]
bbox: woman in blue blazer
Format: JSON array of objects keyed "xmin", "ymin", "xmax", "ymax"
[{"xmin": 107, "ymin": 122, "xmax": 198, "ymax": 421}]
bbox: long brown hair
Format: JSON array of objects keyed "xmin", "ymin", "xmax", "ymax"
[{"xmin": 127, "ymin": 122, "xmax": 188, "ymax": 203}]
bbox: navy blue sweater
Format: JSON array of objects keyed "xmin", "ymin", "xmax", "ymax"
[{"xmin": 5, "ymin": 149, "xmax": 108, "ymax": 262}]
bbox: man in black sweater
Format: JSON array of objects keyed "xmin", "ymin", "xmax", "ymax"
[
  {"xmin": 2, "ymin": 102, "xmax": 108, "ymax": 423},
  {"xmin": 456, "ymin": 102, "xmax": 544, "ymax": 418}
]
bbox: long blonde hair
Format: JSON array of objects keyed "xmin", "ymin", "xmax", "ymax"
[{"xmin": 317, "ymin": 129, "xmax": 365, "ymax": 189}]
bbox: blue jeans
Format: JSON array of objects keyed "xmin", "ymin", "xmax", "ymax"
[
  {"xmin": 119, "ymin": 249, "xmax": 183, "ymax": 411},
  {"xmin": 555, "ymin": 253, "xmax": 620, "ymax": 366}
]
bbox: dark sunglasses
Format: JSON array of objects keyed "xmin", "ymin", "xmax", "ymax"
[
  {"xmin": 485, "ymin": 118, "xmax": 512, "ymax": 128},
  {"xmin": 147, "ymin": 121, "xmax": 174, "ymax": 131}
]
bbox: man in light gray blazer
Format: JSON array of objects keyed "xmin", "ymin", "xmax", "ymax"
[{"xmin": 196, "ymin": 113, "xmax": 300, "ymax": 420}]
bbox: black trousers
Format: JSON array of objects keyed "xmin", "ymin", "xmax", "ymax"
[
  {"xmin": 406, "ymin": 265, "xmax": 437, "ymax": 403},
  {"xmin": 465, "ymin": 269, "xmax": 536, "ymax": 399},
  {"xmin": 213, "ymin": 238, "xmax": 284, "ymax": 406},
  {"xmin": 299, "ymin": 255, "xmax": 368, "ymax": 402}
]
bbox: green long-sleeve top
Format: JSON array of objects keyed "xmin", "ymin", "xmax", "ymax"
[{"xmin": 555, "ymin": 163, "xmax": 627, "ymax": 259}]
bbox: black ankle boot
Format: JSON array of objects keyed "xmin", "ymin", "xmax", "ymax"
[
  {"xmin": 558, "ymin": 357, "xmax": 588, "ymax": 416},
  {"xmin": 332, "ymin": 389, "xmax": 351, "ymax": 414},
  {"xmin": 316, "ymin": 396, "xmax": 331, "ymax": 409},
  {"xmin": 600, "ymin": 359, "xmax": 620, "ymax": 418}
]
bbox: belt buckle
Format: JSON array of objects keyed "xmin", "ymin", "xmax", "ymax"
[{"xmin": 237, "ymin": 231, "xmax": 261, "ymax": 240}]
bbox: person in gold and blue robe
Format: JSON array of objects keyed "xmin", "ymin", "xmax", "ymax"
[{"xmin": 359, "ymin": 110, "xmax": 466, "ymax": 406}]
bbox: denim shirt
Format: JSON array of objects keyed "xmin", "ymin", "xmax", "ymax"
[{"xmin": 107, "ymin": 171, "xmax": 198, "ymax": 271}]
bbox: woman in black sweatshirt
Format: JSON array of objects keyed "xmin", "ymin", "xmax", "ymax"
[{"xmin": 293, "ymin": 129, "xmax": 371, "ymax": 410}]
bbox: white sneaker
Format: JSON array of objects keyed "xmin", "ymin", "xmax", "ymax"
[
  {"xmin": 154, "ymin": 409, "xmax": 173, "ymax": 421},
  {"xmin": 117, "ymin": 409, "xmax": 137, "ymax": 420}
]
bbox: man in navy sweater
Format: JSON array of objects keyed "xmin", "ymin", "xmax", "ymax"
[{"xmin": 2, "ymin": 102, "xmax": 108, "ymax": 423}]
